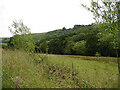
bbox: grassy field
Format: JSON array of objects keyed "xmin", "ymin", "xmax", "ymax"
[
  {"xmin": 0, "ymin": 43, "xmax": 8, "ymax": 48},
  {"xmin": 2, "ymin": 49, "xmax": 118, "ymax": 88}
]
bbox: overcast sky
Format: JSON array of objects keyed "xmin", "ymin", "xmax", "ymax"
[{"xmin": 0, "ymin": 0, "xmax": 95, "ymax": 37}]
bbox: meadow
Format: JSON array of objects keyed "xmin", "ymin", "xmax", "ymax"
[{"xmin": 2, "ymin": 49, "xmax": 118, "ymax": 88}]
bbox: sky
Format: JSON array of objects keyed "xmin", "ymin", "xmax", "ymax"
[{"xmin": 0, "ymin": 0, "xmax": 95, "ymax": 37}]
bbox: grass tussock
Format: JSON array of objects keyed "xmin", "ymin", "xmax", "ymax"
[{"xmin": 2, "ymin": 49, "xmax": 118, "ymax": 88}]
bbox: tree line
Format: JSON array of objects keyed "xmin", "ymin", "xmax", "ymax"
[
  {"xmin": 34, "ymin": 24, "xmax": 117, "ymax": 57},
  {"xmin": 5, "ymin": 20, "xmax": 117, "ymax": 57}
]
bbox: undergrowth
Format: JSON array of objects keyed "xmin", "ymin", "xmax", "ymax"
[{"xmin": 2, "ymin": 49, "xmax": 118, "ymax": 88}]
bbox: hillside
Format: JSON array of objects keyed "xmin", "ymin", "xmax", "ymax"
[
  {"xmin": 32, "ymin": 24, "xmax": 116, "ymax": 57},
  {"xmin": 32, "ymin": 24, "xmax": 93, "ymax": 43},
  {"xmin": 4, "ymin": 24, "xmax": 117, "ymax": 57}
]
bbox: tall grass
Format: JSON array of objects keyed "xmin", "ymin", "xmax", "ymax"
[
  {"xmin": 2, "ymin": 49, "xmax": 118, "ymax": 88},
  {"xmin": 46, "ymin": 54, "xmax": 118, "ymax": 88},
  {"xmin": 2, "ymin": 49, "xmax": 53, "ymax": 88}
]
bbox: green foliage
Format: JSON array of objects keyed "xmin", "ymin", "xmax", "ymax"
[
  {"xmin": 9, "ymin": 19, "xmax": 31, "ymax": 35},
  {"xmin": 39, "ymin": 41, "xmax": 49, "ymax": 53},
  {"xmin": 72, "ymin": 33, "xmax": 85, "ymax": 42},
  {"xmin": 48, "ymin": 37, "xmax": 65, "ymax": 54},
  {"xmin": 82, "ymin": 0, "xmax": 119, "ymax": 51},
  {"xmin": 82, "ymin": 1, "xmax": 120, "ymax": 87},
  {"xmin": 85, "ymin": 31, "xmax": 98, "ymax": 56},
  {"xmin": 72, "ymin": 40, "xmax": 86, "ymax": 55},
  {"xmin": 33, "ymin": 24, "xmax": 116, "ymax": 57},
  {"xmin": 5, "ymin": 19, "xmax": 114, "ymax": 57},
  {"xmin": 8, "ymin": 20, "xmax": 35, "ymax": 52},
  {"xmin": 63, "ymin": 38, "xmax": 75, "ymax": 55},
  {"xmin": 9, "ymin": 34, "xmax": 35, "ymax": 52},
  {"xmin": 95, "ymin": 52, "xmax": 101, "ymax": 57},
  {"xmin": 98, "ymin": 33, "xmax": 116, "ymax": 56},
  {"xmin": 82, "ymin": 1, "xmax": 118, "ymax": 24},
  {"xmin": 33, "ymin": 24, "xmax": 93, "ymax": 44}
]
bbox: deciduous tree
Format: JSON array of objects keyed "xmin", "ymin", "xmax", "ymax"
[
  {"xmin": 8, "ymin": 19, "xmax": 35, "ymax": 52},
  {"xmin": 82, "ymin": 0, "xmax": 120, "ymax": 88}
]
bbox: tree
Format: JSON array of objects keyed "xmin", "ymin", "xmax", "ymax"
[
  {"xmin": 62, "ymin": 27, "xmax": 66, "ymax": 30},
  {"xmin": 72, "ymin": 33, "xmax": 85, "ymax": 42},
  {"xmin": 9, "ymin": 19, "xmax": 30, "ymax": 35},
  {"xmin": 8, "ymin": 19, "xmax": 35, "ymax": 52},
  {"xmin": 85, "ymin": 32, "xmax": 98, "ymax": 56},
  {"xmin": 48, "ymin": 39, "xmax": 63, "ymax": 54},
  {"xmin": 48, "ymin": 35, "xmax": 66, "ymax": 54},
  {"xmin": 82, "ymin": 0, "xmax": 120, "ymax": 88},
  {"xmin": 63, "ymin": 37, "xmax": 75, "ymax": 55},
  {"xmin": 39, "ymin": 41, "xmax": 49, "ymax": 53},
  {"xmin": 98, "ymin": 33, "xmax": 116, "ymax": 56},
  {"xmin": 72, "ymin": 40, "xmax": 87, "ymax": 55}
]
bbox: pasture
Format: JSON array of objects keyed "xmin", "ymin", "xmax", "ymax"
[{"xmin": 2, "ymin": 49, "xmax": 118, "ymax": 88}]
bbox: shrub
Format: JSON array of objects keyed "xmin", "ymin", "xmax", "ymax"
[{"xmin": 95, "ymin": 52, "xmax": 101, "ymax": 57}]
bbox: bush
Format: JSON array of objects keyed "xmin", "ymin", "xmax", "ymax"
[{"xmin": 95, "ymin": 52, "xmax": 101, "ymax": 57}]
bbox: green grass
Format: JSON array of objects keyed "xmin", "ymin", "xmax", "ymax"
[
  {"xmin": 0, "ymin": 43, "xmax": 8, "ymax": 48},
  {"xmin": 2, "ymin": 49, "xmax": 118, "ymax": 88},
  {"xmin": 47, "ymin": 54, "xmax": 118, "ymax": 88},
  {"xmin": 2, "ymin": 49, "xmax": 55, "ymax": 88}
]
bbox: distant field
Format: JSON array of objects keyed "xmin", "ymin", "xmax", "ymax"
[
  {"xmin": 2, "ymin": 49, "xmax": 118, "ymax": 88},
  {"xmin": 0, "ymin": 43, "xmax": 8, "ymax": 48}
]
